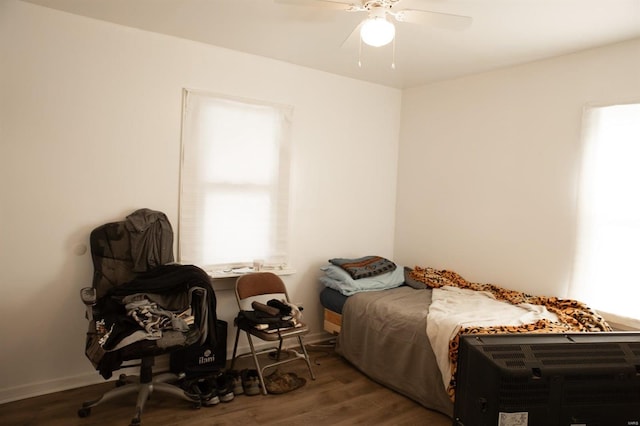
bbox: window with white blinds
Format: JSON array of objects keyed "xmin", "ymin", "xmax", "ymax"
[
  {"xmin": 570, "ymin": 102, "xmax": 640, "ymax": 325},
  {"xmin": 178, "ymin": 90, "xmax": 292, "ymax": 270}
]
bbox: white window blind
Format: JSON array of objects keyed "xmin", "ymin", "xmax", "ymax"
[
  {"xmin": 570, "ymin": 102, "xmax": 640, "ymax": 323},
  {"xmin": 178, "ymin": 90, "xmax": 292, "ymax": 269}
]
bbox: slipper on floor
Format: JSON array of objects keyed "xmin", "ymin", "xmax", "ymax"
[{"xmin": 264, "ymin": 369, "xmax": 306, "ymax": 394}]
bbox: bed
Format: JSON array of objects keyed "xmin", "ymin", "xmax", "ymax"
[
  {"xmin": 322, "ymin": 285, "xmax": 455, "ymax": 416},
  {"xmin": 319, "ymin": 258, "xmax": 611, "ymax": 419}
]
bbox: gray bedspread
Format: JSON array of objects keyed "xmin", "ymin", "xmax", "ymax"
[{"xmin": 335, "ymin": 286, "xmax": 454, "ymax": 417}]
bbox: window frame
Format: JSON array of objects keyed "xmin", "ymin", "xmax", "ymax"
[
  {"xmin": 570, "ymin": 100, "xmax": 640, "ymax": 329},
  {"xmin": 177, "ymin": 89, "xmax": 293, "ymax": 271}
]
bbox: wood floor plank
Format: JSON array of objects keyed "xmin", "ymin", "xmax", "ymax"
[{"xmin": 0, "ymin": 346, "xmax": 452, "ymax": 426}]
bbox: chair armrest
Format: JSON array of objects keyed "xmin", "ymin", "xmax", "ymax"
[{"xmin": 80, "ymin": 287, "xmax": 97, "ymax": 321}]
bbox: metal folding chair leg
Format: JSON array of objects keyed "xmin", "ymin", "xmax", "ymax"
[
  {"xmin": 231, "ymin": 331, "xmax": 316, "ymax": 396},
  {"xmin": 297, "ymin": 335, "xmax": 316, "ymax": 380},
  {"xmin": 246, "ymin": 333, "xmax": 269, "ymax": 395}
]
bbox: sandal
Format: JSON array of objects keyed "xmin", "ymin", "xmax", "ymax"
[{"xmin": 264, "ymin": 369, "xmax": 306, "ymax": 394}]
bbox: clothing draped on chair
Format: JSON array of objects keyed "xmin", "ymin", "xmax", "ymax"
[
  {"xmin": 93, "ymin": 263, "xmax": 217, "ymax": 379},
  {"xmin": 79, "ymin": 208, "xmax": 220, "ymax": 426}
]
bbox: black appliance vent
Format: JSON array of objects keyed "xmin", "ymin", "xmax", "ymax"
[{"xmin": 498, "ymin": 377, "xmax": 550, "ymax": 406}]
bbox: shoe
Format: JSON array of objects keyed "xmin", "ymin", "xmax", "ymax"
[
  {"xmin": 200, "ymin": 377, "xmax": 220, "ymax": 406},
  {"xmin": 226, "ymin": 370, "xmax": 243, "ymax": 395},
  {"xmin": 241, "ymin": 369, "xmax": 261, "ymax": 396},
  {"xmin": 186, "ymin": 377, "xmax": 220, "ymax": 406},
  {"xmin": 215, "ymin": 372, "xmax": 235, "ymax": 402}
]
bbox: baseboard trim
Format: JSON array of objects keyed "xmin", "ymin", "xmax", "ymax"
[
  {"xmin": 0, "ymin": 331, "xmax": 332, "ymax": 404},
  {"xmin": 0, "ymin": 371, "xmax": 102, "ymax": 405}
]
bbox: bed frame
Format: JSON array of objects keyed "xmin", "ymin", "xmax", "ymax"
[{"xmin": 323, "ymin": 309, "xmax": 342, "ymax": 335}]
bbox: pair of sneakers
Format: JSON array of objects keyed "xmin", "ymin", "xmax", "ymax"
[
  {"xmin": 185, "ymin": 377, "xmax": 219, "ymax": 406},
  {"xmin": 211, "ymin": 369, "xmax": 260, "ymax": 397},
  {"xmin": 185, "ymin": 372, "xmax": 235, "ymax": 406},
  {"xmin": 214, "ymin": 372, "xmax": 235, "ymax": 404},
  {"xmin": 240, "ymin": 369, "xmax": 261, "ymax": 396},
  {"xmin": 222, "ymin": 370, "xmax": 243, "ymax": 398}
]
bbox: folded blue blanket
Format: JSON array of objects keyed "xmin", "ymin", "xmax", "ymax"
[{"xmin": 320, "ymin": 264, "xmax": 405, "ymax": 296}]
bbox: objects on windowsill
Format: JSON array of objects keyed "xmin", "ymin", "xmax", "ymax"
[{"xmin": 208, "ymin": 265, "xmax": 296, "ymax": 279}]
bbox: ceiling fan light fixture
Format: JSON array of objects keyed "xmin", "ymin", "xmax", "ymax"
[{"xmin": 360, "ymin": 16, "xmax": 395, "ymax": 47}]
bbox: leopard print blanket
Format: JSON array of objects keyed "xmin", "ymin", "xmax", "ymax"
[{"xmin": 408, "ymin": 266, "xmax": 612, "ymax": 401}]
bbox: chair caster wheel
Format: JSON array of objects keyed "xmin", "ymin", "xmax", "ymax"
[
  {"xmin": 116, "ymin": 374, "xmax": 127, "ymax": 387},
  {"xmin": 77, "ymin": 407, "xmax": 91, "ymax": 418}
]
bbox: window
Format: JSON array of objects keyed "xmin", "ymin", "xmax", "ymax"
[
  {"xmin": 178, "ymin": 90, "xmax": 292, "ymax": 270},
  {"xmin": 570, "ymin": 102, "xmax": 640, "ymax": 325}
]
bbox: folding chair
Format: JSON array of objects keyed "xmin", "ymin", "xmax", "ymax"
[{"xmin": 230, "ymin": 272, "xmax": 315, "ymax": 394}]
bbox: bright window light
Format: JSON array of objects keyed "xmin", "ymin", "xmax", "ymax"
[
  {"xmin": 570, "ymin": 103, "xmax": 640, "ymax": 321},
  {"xmin": 179, "ymin": 90, "xmax": 292, "ymax": 269}
]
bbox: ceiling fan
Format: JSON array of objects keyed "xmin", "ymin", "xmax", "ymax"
[{"xmin": 276, "ymin": 0, "xmax": 473, "ymax": 48}]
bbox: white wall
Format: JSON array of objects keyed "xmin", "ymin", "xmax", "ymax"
[
  {"xmin": 395, "ymin": 37, "xmax": 640, "ymax": 297},
  {"xmin": 0, "ymin": 0, "xmax": 401, "ymax": 402}
]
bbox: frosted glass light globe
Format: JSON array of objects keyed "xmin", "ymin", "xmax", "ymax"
[{"xmin": 360, "ymin": 17, "xmax": 395, "ymax": 47}]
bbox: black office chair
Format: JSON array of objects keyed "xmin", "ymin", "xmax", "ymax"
[
  {"xmin": 230, "ymin": 272, "xmax": 315, "ymax": 394},
  {"xmin": 78, "ymin": 209, "xmax": 218, "ymax": 426}
]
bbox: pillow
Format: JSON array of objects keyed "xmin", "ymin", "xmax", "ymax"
[
  {"xmin": 319, "ymin": 265, "xmax": 405, "ymax": 296},
  {"xmin": 321, "ymin": 264, "xmax": 353, "ymax": 283},
  {"xmin": 328, "ymin": 256, "xmax": 396, "ymax": 280},
  {"xmin": 319, "ymin": 276, "xmax": 347, "ymax": 294},
  {"xmin": 403, "ymin": 267, "xmax": 427, "ymax": 289}
]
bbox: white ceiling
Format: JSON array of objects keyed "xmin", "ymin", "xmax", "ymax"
[{"xmin": 21, "ymin": 0, "xmax": 640, "ymax": 88}]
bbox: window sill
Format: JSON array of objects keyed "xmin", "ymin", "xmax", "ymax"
[
  {"xmin": 206, "ymin": 267, "xmax": 296, "ymax": 290},
  {"xmin": 600, "ymin": 311, "xmax": 640, "ymax": 331},
  {"xmin": 208, "ymin": 266, "xmax": 296, "ymax": 279}
]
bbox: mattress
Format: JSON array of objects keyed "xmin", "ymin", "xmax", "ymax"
[
  {"xmin": 320, "ymin": 287, "xmax": 348, "ymax": 334},
  {"xmin": 335, "ymin": 286, "xmax": 454, "ymax": 417},
  {"xmin": 319, "ymin": 287, "xmax": 348, "ymax": 314}
]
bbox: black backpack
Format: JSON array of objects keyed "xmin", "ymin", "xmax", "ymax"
[{"xmin": 170, "ymin": 319, "xmax": 228, "ymax": 378}]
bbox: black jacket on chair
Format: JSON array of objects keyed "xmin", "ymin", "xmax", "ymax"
[{"xmin": 84, "ymin": 209, "xmax": 217, "ymax": 379}]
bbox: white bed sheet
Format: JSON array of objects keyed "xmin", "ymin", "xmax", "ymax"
[{"xmin": 426, "ymin": 285, "xmax": 559, "ymax": 390}]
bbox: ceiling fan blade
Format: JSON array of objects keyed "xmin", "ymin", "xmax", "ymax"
[
  {"xmin": 392, "ymin": 9, "xmax": 472, "ymax": 30},
  {"xmin": 341, "ymin": 21, "xmax": 364, "ymax": 48},
  {"xmin": 275, "ymin": 0, "xmax": 364, "ymax": 11}
]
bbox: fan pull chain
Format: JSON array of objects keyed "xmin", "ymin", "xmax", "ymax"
[
  {"xmin": 391, "ymin": 36, "xmax": 396, "ymax": 70},
  {"xmin": 358, "ymin": 37, "xmax": 362, "ymax": 68}
]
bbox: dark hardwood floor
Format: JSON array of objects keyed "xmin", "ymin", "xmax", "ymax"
[{"xmin": 0, "ymin": 344, "xmax": 452, "ymax": 426}]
